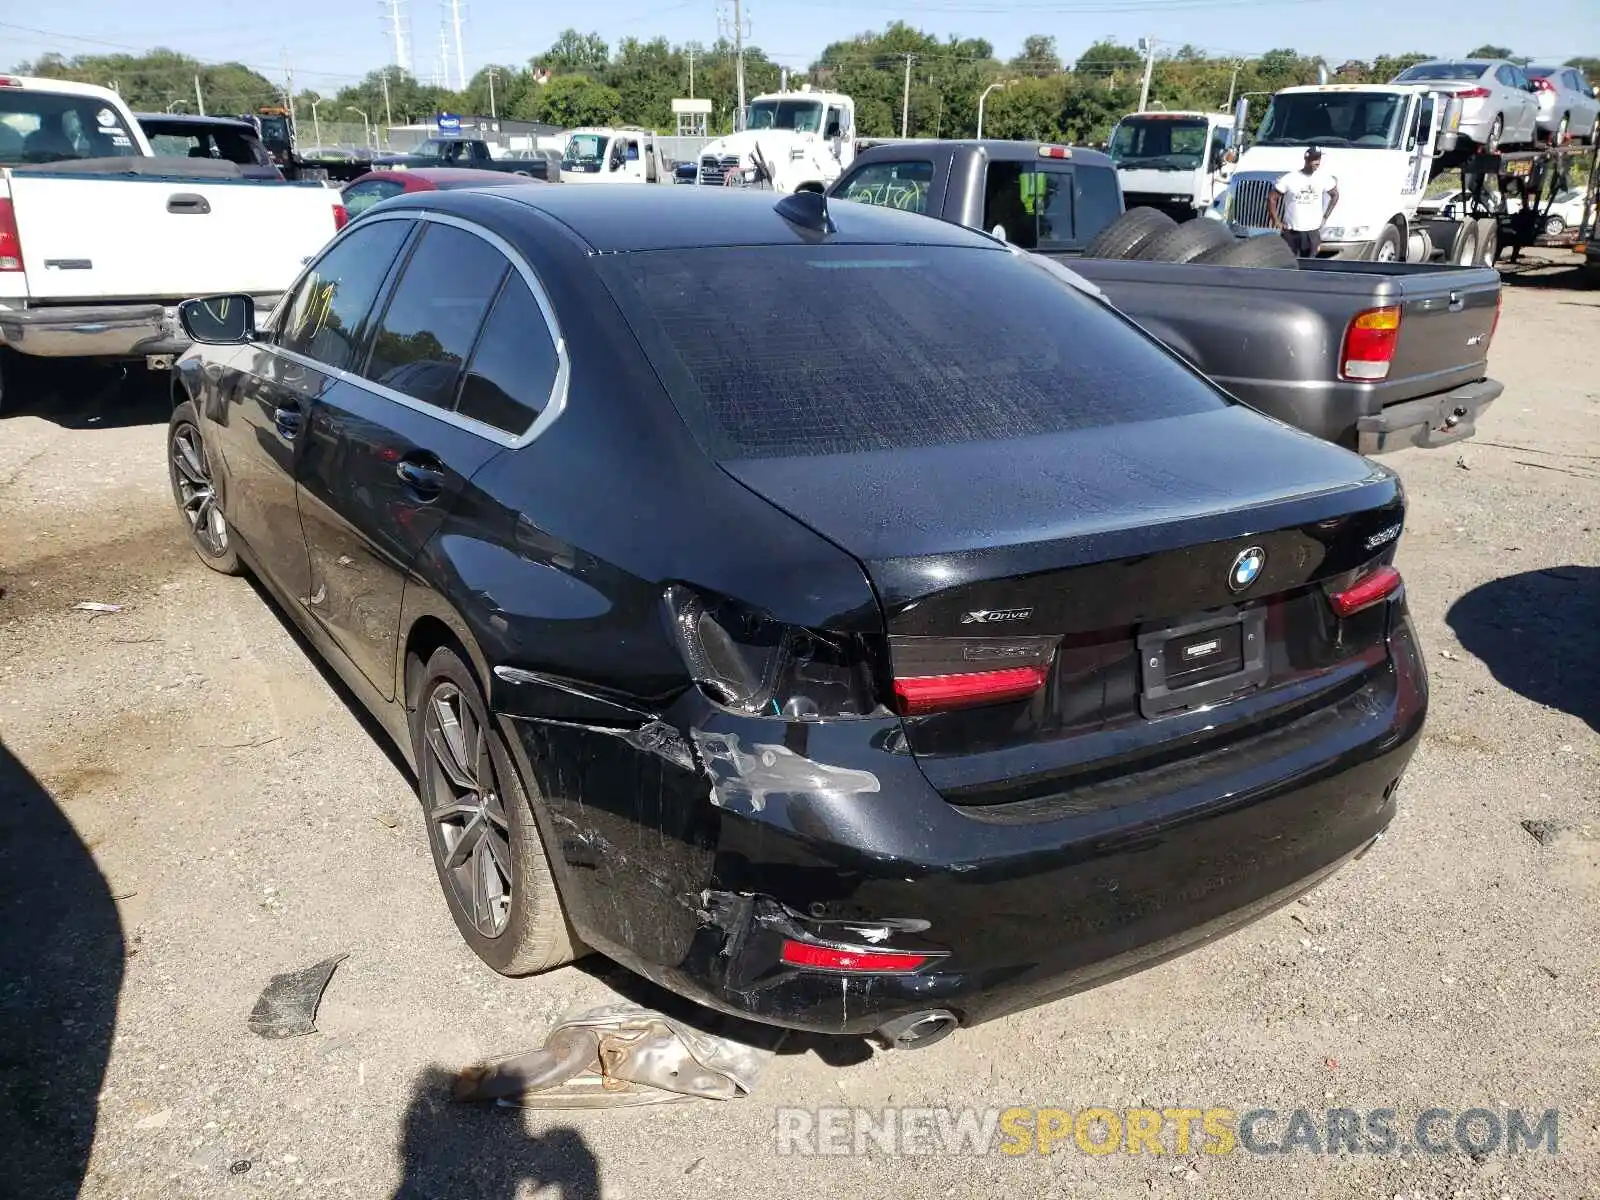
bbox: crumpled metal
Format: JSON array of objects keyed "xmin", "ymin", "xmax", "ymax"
[{"xmin": 452, "ymin": 1002, "xmax": 776, "ymax": 1108}]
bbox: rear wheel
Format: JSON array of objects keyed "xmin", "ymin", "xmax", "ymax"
[
  {"xmin": 1474, "ymin": 217, "xmax": 1498, "ymax": 266},
  {"xmin": 413, "ymin": 646, "xmax": 578, "ymax": 976},
  {"xmin": 1555, "ymin": 114, "xmax": 1570, "ymax": 145},
  {"xmin": 1133, "ymin": 218, "xmax": 1236, "ymax": 263},
  {"xmin": 1446, "ymin": 220, "xmax": 1480, "ymax": 266},
  {"xmin": 168, "ymin": 400, "xmax": 241, "ymax": 575},
  {"xmin": 1083, "ymin": 207, "xmax": 1178, "ymax": 259},
  {"xmin": 1544, "ymin": 214, "xmax": 1566, "ymax": 236}
]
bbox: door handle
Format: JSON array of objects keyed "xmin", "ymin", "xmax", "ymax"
[
  {"xmin": 396, "ymin": 457, "xmax": 446, "ymax": 498},
  {"xmin": 273, "ymin": 404, "xmax": 303, "ymax": 439},
  {"xmin": 167, "ymin": 193, "xmax": 212, "ymax": 214}
]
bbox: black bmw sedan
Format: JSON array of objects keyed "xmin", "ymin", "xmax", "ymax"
[{"xmin": 168, "ymin": 185, "xmax": 1426, "ymax": 1048}]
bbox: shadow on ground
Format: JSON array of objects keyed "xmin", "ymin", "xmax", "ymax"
[
  {"xmin": 1446, "ymin": 565, "xmax": 1600, "ymax": 731},
  {"xmin": 395, "ymin": 1066, "xmax": 601, "ymax": 1200},
  {"xmin": 0, "ymin": 350, "xmax": 170, "ymax": 429},
  {"xmin": 0, "ymin": 740, "xmax": 125, "ymax": 1198},
  {"xmin": 1497, "ymin": 259, "xmax": 1596, "ymax": 291}
]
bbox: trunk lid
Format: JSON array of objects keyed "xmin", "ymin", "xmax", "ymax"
[
  {"xmin": 721, "ymin": 407, "xmax": 1405, "ymax": 801},
  {"xmin": 8, "ymin": 163, "xmax": 342, "ymax": 300}
]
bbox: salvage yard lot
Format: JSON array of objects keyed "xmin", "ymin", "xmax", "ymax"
[{"xmin": 1, "ymin": 254, "xmax": 1597, "ymax": 1199}]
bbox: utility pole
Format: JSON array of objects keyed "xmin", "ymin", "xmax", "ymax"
[
  {"xmin": 381, "ymin": 0, "xmax": 411, "ymax": 77},
  {"xmin": 194, "ymin": 73, "xmax": 205, "ymax": 116},
  {"xmin": 734, "ymin": 0, "xmax": 746, "ymax": 126},
  {"xmin": 282, "ymin": 55, "xmax": 297, "ymax": 134},
  {"xmin": 688, "ymin": 46, "xmax": 694, "ymax": 99},
  {"xmin": 449, "ymin": 0, "xmax": 466, "ymax": 93},
  {"xmin": 1225, "ymin": 60, "xmax": 1241, "ymax": 110},
  {"xmin": 901, "ymin": 53, "xmax": 914, "ymax": 138},
  {"xmin": 438, "ymin": 23, "xmax": 449, "ymax": 90},
  {"xmin": 1136, "ymin": 37, "xmax": 1156, "ymax": 113},
  {"xmin": 380, "ymin": 68, "xmax": 392, "ymax": 126},
  {"xmin": 487, "ymin": 68, "xmax": 498, "ymax": 119}
]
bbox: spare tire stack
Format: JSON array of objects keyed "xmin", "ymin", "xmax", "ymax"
[{"xmin": 1083, "ymin": 208, "xmax": 1300, "ymax": 269}]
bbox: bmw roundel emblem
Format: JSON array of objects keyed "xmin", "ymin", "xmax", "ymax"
[{"xmin": 1229, "ymin": 546, "xmax": 1266, "ymax": 592}]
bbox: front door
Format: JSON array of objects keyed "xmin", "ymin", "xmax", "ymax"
[
  {"xmin": 294, "ymin": 217, "xmax": 513, "ymax": 699},
  {"xmin": 211, "ymin": 216, "xmax": 414, "ymax": 603}
]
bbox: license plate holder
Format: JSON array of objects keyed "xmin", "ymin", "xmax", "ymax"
[{"xmin": 1137, "ymin": 607, "xmax": 1268, "ymax": 719}]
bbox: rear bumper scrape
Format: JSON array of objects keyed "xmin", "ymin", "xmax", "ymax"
[{"xmin": 1357, "ymin": 378, "xmax": 1503, "ymax": 455}]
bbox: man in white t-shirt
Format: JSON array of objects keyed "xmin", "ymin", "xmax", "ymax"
[{"xmin": 1267, "ymin": 147, "xmax": 1339, "ymax": 258}]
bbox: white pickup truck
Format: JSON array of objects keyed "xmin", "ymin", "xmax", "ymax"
[{"xmin": 0, "ymin": 74, "xmax": 347, "ymax": 401}]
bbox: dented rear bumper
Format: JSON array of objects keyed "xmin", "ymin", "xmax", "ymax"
[{"xmin": 497, "ymin": 614, "xmax": 1427, "ymax": 1037}]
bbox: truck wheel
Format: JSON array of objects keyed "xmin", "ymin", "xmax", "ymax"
[
  {"xmin": 1554, "ymin": 115, "xmax": 1569, "ymax": 145},
  {"xmin": 1134, "ymin": 218, "xmax": 1236, "ymax": 263},
  {"xmin": 1446, "ymin": 221, "xmax": 1480, "ymax": 266},
  {"xmin": 1368, "ymin": 223, "xmax": 1405, "ymax": 262},
  {"xmin": 1196, "ymin": 232, "xmax": 1299, "ymax": 269},
  {"xmin": 1474, "ymin": 217, "xmax": 1499, "ymax": 266},
  {"xmin": 1083, "ymin": 207, "xmax": 1177, "ymax": 259}
]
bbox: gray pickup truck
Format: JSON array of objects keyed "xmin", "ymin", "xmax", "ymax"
[{"xmin": 826, "ymin": 139, "xmax": 1503, "ymax": 454}]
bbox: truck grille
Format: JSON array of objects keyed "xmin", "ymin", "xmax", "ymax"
[
  {"xmin": 1228, "ymin": 174, "xmax": 1278, "ymax": 230},
  {"xmin": 699, "ymin": 154, "xmax": 741, "ymax": 186}
]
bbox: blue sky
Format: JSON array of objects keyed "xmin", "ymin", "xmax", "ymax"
[{"xmin": 7, "ymin": 0, "xmax": 1598, "ymax": 94}]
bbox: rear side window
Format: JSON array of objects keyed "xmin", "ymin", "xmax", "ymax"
[
  {"xmin": 362, "ymin": 223, "xmax": 508, "ymax": 408},
  {"xmin": 983, "ymin": 163, "xmax": 1074, "ymax": 251},
  {"xmin": 456, "ymin": 273, "xmax": 559, "ymax": 434},
  {"xmin": 344, "ymin": 179, "xmax": 407, "ymax": 217},
  {"xmin": 837, "ymin": 161, "xmax": 934, "ymax": 213},
  {"xmin": 276, "ymin": 219, "xmax": 412, "ymax": 372},
  {"xmin": 597, "ymin": 245, "xmax": 1228, "ymax": 460}
]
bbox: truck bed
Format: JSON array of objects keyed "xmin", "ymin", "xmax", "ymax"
[{"xmin": 1062, "ymin": 253, "xmax": 1502, "ymax": 450}]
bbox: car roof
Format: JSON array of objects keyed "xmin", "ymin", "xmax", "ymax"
[
  {"xmin": 853, "ymin": 139, "xmax": 1114, "ymax": 168},
  {"xmin": 134, "ymin": 112, "xmax": 257, "ymax": 132},
  {"xmin": 428, "ymin": 184, "xmax": 1007, "ymax": 253}
]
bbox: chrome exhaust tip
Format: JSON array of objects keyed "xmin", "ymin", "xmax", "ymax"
[{"xmin": 872, "ymin": 1009, "xmax": 960, "ymax": 1051}]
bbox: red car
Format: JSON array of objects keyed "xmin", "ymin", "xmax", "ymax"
[{"xmin": 340, "ymin": 168, "xmax": 543, "ymax": 219}]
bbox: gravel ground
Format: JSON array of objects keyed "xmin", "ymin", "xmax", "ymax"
[{"xmin": 1, "ymin": 252, "xmax": 1597, "ymax": 1200}]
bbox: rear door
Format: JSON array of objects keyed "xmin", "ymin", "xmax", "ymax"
[
  {"xmin": 10, "ymin": 174, "xmax": 343, "ymax": 299},
  {"xmin": 294, "ymin": 214, "xmax": 539, "ymax": 699}
]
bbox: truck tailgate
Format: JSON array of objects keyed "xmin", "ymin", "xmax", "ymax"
[
  {"xmin": 1329, "ymin": 261, "xmax": 1499, "ymax": 397},
  {"xmin": 8, "ymin": 170, "xmax": 341, "ymax": 301}
]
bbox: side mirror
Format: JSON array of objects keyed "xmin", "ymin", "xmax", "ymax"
[{"xmin": 179, "ymin": 294, "xmax": 257, "ymax": 345}]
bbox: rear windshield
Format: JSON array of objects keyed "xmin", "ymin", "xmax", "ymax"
[
  {"xmin": 597, "ymin": 245, "xmax": 1228, "ymax": 460},
  {"xmin": 0, "ymin": 91, "xmax": 140, "ymax": 164},
  {"xmin": 1395, "ymin": 62, "xmax": 1488, "ymax": 81}
]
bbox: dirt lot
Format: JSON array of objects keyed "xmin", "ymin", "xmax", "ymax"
[{"xmin": 2, "ymin": 253, "xmax": 1597, "ymax": 1200}]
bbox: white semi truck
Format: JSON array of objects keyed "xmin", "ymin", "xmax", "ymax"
[
  {"xmin": 558, "ymin": 127, "xmax": 672, "ymax": 185},
  {"xmin": 1209, "ymin": 82, "xmax": 1519, "ymax": 265},
  {"xmin": 696, "ymin": 85, "xmax": 857, "ymax": 194},
  {"xmin": 1108, "ymin": 110, "xmax": 1236, "ymax": 221}
]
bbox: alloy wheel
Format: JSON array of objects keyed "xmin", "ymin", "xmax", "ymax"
[
  {"xmin": 170, "ymin": 423, "xmax": 228, "ymax": 557},
  {"xmin": 422, "ymin": 683, "xmax": 513, "ymax": 938}
]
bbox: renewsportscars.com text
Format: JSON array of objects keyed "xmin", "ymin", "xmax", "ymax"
[{"xmin": 773, "ymin": 1106, "xmax": 1560, "ymax": 1158}]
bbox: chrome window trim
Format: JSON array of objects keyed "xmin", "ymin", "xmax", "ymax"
[{"xmin": 263, "ymin": 208, "xmax": 570, "ymax": 450}]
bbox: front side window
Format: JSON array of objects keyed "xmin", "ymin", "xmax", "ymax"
[
  {"xmin": 837, "ymin": 161, "xmax": 934, "ymax": 213},
  {"xmin": 361, "ymin": 223, "xmax": 508, "ymax": 409},
  {"xmin": 456, "ymin": 273, "xmax": 559, "ymax": 435},
  {"xmin": 983, "ymin": 163, "xmax": 1073, "ymax": 251},
  {"xmin": 276, "ymin": 219, "xmax": 412, "ymax": 372}
]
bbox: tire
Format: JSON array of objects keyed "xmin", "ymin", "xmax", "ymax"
[
  {"xmin": 1544, "ymin": 214, "xmax": 1566, "ymax": 236},
  {"xmin": 1133, "ymin": 218, "xmax": 1236, "ymax": 263},
  {"xmin": 1196, "ymin": 231, "xmax": 1300, "ymax": 269},
  {"xmin": 168, "ymin": 400, "xmax": 241, "ymax": 575},
  {"xmin": 1083, "ymin": 207, "xmax": 1177, "ymax": 259},
  {"xmin": 1474, "ymin": 217, "xmax": 1498, "ymax": 266},
  {"xmin": 1367, "ymin": 222, "xmax": 1405, "ymax": 263},
  {"xmin": 1555, "ymin": 115, "xmax": 1569, "ymax": 145},
  {"xmin": 1446, "ymin": 221, "xmax": 1479, "ymax": 266},
  {"xmin": 1486, "ymin": 115, "xmax": 1503, "ymax": 154},
  {"xmin": 412, "ymin": 646, "xmax": 578, "ymax": 976}
]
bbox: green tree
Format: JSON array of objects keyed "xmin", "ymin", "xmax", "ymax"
[
  {"xmin": 538, "ymin": 30, "xmax": 610, "ymax": 74},
  {"xmin": 1073, "ymin": 40, "xmax": 1143, "ymax": 86},
  {"xmin": 333, "ymin": 69, "xmax": 457, "ymax": 126},
  {"xmin": 525, "ymin": 74, "xmax": 622, "ymax": 127},
  {"xmin": 461, "ymin": 65, "xmax": 531, "ymax": 121},
  {"xmin": 1371, "ymin": 52, "xmax": 1433, "ymax": 81},
  {"xmin": 1564, "ymin": 56, "xmax": 1600, "ymax": 75},
  {"xmin": 1010, "ymin": 36, "xmax": 1061, "ymax": 77},
  {"xmin": 1468, "ymin": 45, "xmax": 1514, "ymax": 59}
]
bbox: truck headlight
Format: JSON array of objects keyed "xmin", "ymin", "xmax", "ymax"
[{"xmin": 1324, "ymin": 225, "xmax": 1370, "ymax": 241}]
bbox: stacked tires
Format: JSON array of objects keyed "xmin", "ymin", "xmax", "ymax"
[{"xmin": 1084, "ymin": 208, "xmax": 1299, "ymax": 269}]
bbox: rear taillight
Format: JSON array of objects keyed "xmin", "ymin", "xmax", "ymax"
[
  {"xmin": 1533, "ymin": 78, "xmax": 1554, "ymax": 92},
  {"xmin": 1328, "ymin": 565, "xmax": 1402, "ymax": 618},
  {"xmin": 780, "ymin": 939, "xmax": 930, "ymax": 973},
  {"xmin": 889, "ymin": 634, "xmax": 1057, "ymax": 716},
  {"xmin": 664, "ymin": 585, "xmax": 882, "ymax": 719},
  {"xmin": 0, "ymin": 199, "xmax": 22, "ymax": 272},
  {"xmin": 332, "ymin": 204, "xmax": 349, "ymax": 231},
  {"xmin": 1454, "ymin": 87, "xmax": 1491, "ymax": 99},
  {"xmin": 1340, "ymin": 305, "xmax": 1401, "ymax": 381}
]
